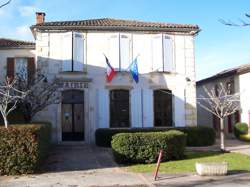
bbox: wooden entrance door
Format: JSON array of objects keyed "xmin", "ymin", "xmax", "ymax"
[
  {"xmin": 110, "ymin": 90, "xmax": 130, "ymax": 127},
  {"xmin": 61, "ymin": 90, "xmax": 84, "ymax": 141},
  {"xmin": 154, "ymin": 89, "xmax": 172, "ymax": 127}
]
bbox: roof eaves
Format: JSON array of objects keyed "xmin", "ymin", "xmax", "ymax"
[{"xmin": 31, "ymin": 25, "xmax": 199, "ymax": 34}]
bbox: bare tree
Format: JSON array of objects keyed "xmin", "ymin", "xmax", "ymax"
[
  {"xmin": 0, "ymin": 0, "xmax": 11, "ymax": 9},
  {"xmin": 0, "ymin": 77, "xmax": 27, "ymax": 128},
  {"xmin": 219, "ymin": 13, "xmax": 250, "ymax": 26},
  {"xmin": 16, "ymin": 69, "xmax": 60, "ymax": 122},
  {"xmin": 197, "ymin": 82, "xmax": 241, "ymax": 151}
]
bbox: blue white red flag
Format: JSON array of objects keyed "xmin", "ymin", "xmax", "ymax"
[{"xmin": 104, "ymin": 54, "xmax": 116, "ymax": 82}]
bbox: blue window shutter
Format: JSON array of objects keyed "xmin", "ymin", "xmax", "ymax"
[
  {"xmin": 163, "ymin": 35, "xmax": 174, "ymax": 72},
  {"xmin": 120, "ymin": 34, "xmax": 132, "ymax": 71},
  {"xmin": 108, "ymin": 34, "xmax": 120, "ymax": 70},
  {"xmin": 97, "ymin": 89, "xmax": 109, "ymax": 128},
  {"xmin": 131, "ymin": 89, "xmax": 142, "ymax": 127},
  {"xmin": 73, "ymin": 32, "xmax": 84, "ymax": 71},
  {"xmin": 62, "ymin": 32, "xmax": 72, "ymax": 71},
  {"xmin": 143, "ymin": 89, "xmax": 153, "ymax": 127},
  {"xmin": 152, "ymin": 34, "xmax": 163, "ymax": 71}
]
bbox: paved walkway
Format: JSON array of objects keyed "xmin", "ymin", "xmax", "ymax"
[
  {"xmin": 187, "ymin": 138, "xmax": 250, "ymax": 155},
  {"xmin": 1, "ymin": 140, "xmax": 250, "ymax": 187}
]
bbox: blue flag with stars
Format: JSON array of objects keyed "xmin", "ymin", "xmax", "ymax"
[{"xmin": 129, "ymin": 57, "xmax": 139, "ymax": 83}]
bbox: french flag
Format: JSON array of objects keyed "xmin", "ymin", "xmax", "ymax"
[{"xmin": 104, "ymin": 55, "xmax": 116, "ymax": 83}]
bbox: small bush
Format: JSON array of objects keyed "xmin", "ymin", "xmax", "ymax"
[
  {"xmin": 96, "ymin": 126, "xmax": 215, "ymax": 147},
  {"xmin": 0, "ymin": 123, "xmax": 51, "ymax": 175},
  {"xmin": 234, "ymin": 122, "xmax": 248, "ymax": 138},
  {"xmin": 111, "ymin": 130, "xmax": 186, "ymax": 164},
  {"xmin": 240, "ymin": 134, "xmax": 250, "ymax": 141}
]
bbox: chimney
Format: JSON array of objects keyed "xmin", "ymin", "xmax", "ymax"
[{"xmin": 36, "ymin": 12, "xmax": 46, "ymax": 24}]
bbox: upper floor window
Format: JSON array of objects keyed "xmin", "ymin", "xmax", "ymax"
[
  {"xmin": 108, "ymin": 33, "xmax": 132, "ymax": 71},
  {"xmin": 152, "ymin": 34, "xmax": 174, "ymax": 72},
  {"xmin": 62, "ymin": 32, "xmax": 85, "ymax": 72},
  {"xmin": 226, "ymin": 81, "xmax": 234, "ymax": 94}
]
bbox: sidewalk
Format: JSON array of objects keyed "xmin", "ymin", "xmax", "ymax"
[
  {"xmin": 1, "ymin": 140, "xmax": 250, "ymax": 187},
  {"xmin": 187, "ymin": 138, "xmax": 250, "ymax": 156}
]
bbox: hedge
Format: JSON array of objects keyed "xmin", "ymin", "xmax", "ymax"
[
  {"xmin": 111, "ymin": 130, "xmax": 186, "ymax": 163},
  {"xmin": 234, "ymin": 122, "xmax": 248, "ymax": 139},
  {"xmin": 95, "ymin": 126, "xmax": 215, "ymax": 147},
  {"xmin": 0, "ymin": 123, "xmax": 51, "ymax": 175}
]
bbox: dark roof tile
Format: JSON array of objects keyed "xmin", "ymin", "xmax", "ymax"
[
  {"xmin": 31, "ymin": 18, "xmax": 199, "ymax": 33},
  {"xmin": 0, "ymin": 38, "xmax": 35, "ymax": 49}
]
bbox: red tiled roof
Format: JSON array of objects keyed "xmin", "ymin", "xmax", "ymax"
[
  {"xmin": 197, "ymin": 63, "xmax": 250, "ymax": 85},
  {"xmin": 0, "ymin": 38, "xmax": 35, "ymax": 49},
  {"xmin": 31, "ymin": 18, "xmax": 200, "ymax": 34}
]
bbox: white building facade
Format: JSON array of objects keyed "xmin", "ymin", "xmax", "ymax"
[
  {"xmin": 2, "ymin": 13, "xmax": 199, "ymax": 143},
  {"xmin": 197, "ymin": 64, "xmax": 250, "ymax": 136}
]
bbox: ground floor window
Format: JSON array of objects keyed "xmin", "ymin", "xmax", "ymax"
[
  {"xmin": 110, "ymin": 89, "xmax": 130, "ymax": 128},
  {"xmin": 154, "ymin": 89, "xmax": 172, "ymax": 127}
]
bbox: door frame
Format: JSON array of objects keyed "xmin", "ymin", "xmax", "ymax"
[{"xmin": 57, "ymin": 88, "xmax": 89, "ymax": 143}]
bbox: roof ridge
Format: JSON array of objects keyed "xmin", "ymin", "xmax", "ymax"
[{"xmin": 33, "ymin": 17, "xmax": 199, "ymax": 28}]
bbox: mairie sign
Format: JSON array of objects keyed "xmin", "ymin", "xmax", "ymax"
[{"xmin": 59, "ymin": 81, "xmax": 88, "ymax": 89}]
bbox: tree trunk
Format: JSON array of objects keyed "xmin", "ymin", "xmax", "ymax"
[
  {"xmin": 3, "ymin": 115, "xmax": 8, "ymax": 128},
  {"xmin": 220, "ymin": 118, "xmax": 225, "ymax": 151}
]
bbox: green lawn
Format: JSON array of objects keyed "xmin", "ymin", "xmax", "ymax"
[{"xmin": 126, "ymin": 151, "xmax": 250, "ymax": 174}]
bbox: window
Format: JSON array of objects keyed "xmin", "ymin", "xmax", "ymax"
[
  {"xmin": 154, "ymin": 89, "xmax": 173, "ymax": 126},
  {"xmin": 108, "ymin": 33, "xmax": 132, "ymax": 71},
  {"xmin": 62, "ymin": 32, "xmax": 85, "ymax": 72},
  {"xmin": 152, "ymin": 34, "xmax": 174, "ymax": 72},
  {"xmin": 226, "ymin": 81, "xmax": 234, "ymax": 94},
  {"xmin": 6, "ymin": 57, "xmax": 35, "ymax": 83},
  {"xmin": 15, "ymin": 58, "xmax": 28, "ymax": 80},
  {"xmin": 110, "ymin": 89, "xmax": 130, "ymax": 127}
]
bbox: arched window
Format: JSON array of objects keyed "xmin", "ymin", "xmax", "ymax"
[
  {"xmin": 110, "ymin": 89, "xmax": 130, "ymax": 127},
  {"xmin": 154, "ymin": 89, "xmax": 172, "ymax": 127}
]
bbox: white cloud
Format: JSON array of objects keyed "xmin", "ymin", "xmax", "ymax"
[
  {"xmin": 15, "ymin": 25, "xmax": 33, "ymax": 40},
  {"xmin": 18, "ymin": 5, "xmax": 37, "ymax": 17}
]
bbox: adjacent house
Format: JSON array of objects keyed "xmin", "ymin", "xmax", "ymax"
[
  {"xmin": 197, "ymin": 64, "xmax": 250, "ymax": 136},
  {"xmin": 0, "ymin": 38, "xmax": 35, "ymax": 83},
  {"xmin": 1, "ymin": 12, "xmax": 200, "ymax": 143}
]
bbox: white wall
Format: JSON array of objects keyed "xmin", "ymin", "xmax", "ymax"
[
  {"xmin": 239, "ymin": 72, "xmax": 250, "ymax": 124},
  {"xmin": 35, "ymin": 31, "xmax": 197, "ymax": 143}
]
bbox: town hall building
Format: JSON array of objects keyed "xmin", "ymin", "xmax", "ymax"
[{"xmin": 1, "ymin": 12, "xmax": 199, "ymax": 143}]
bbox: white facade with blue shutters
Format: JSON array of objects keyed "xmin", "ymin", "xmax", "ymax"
[{"xmin": 30, "ymin": 15, "xmax": 199, "ymax": 143}]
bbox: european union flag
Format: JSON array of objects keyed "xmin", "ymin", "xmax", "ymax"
[{"xmin": 129, "ymin": 57, "xmax": 139, "ymax": 83}]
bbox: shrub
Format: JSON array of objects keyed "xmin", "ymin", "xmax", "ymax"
[
  {"xmin": 240, "ymin": 134, "xmax": 250, "ymax": 141},
  {"xmin": 111, "ymin": 130, "xmax": 186, "ymax": 164},
  {"xmin": 234, "ymin": 122, "xmax": 248, "ymax": 138},
  {"xmin": 0, "ymin": 123, "xmax": 51, "ymax": 175},
  {"xmin": 95, "ymin": 126, "xmax": 215, "ymax": 147}
]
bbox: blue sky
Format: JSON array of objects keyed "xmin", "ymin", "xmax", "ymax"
[{"xmin": 0, "ymin": 0, "xmax": 250, "ymax": 80}]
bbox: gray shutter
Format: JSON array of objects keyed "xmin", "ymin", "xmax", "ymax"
[
  {"xmin": 152, "ymin": 34, "xmax": 163, "ymax": 71},
  {"xmin": 174, "ymin": 89, "xmax": 185, "ymax": 127},
  {"xmin": 131, "ymin": 89, "xmax": 142, "ymax": 127},
  {"xmin": 73, "ymin": 32, "xmax": 84, "ymax": 71},
  {"xmin": 163, "ymin": 35, "xmax": 174, "ymax": 72},
  {"xmin": 120, "ymin": 34, "xmax": 132, "ymax": 71},
  {"xmin": 108, "ymin": 34, "xmax": 119, "ymax": 70},
  {"xmin": 143, "ymin": 89, "xmax": 153, "ymax": 127},
  {"xmin": 97, "ymin": 89, "xmax": 109, "ymax": 128},
  {"xmin": 62, "ymin": 32, "xmax": 72, "ymax": 71}
]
